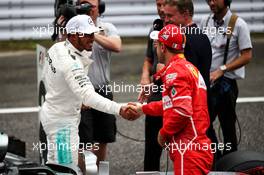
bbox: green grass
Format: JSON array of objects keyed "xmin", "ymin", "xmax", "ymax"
[
  {"xmin": 0, "ymin": 40, "xmax": 54, "ymax": 52},
  {"xmin": 251, "ymin": 33, "xmax": 264, "ymax": 40},
  {"xmin": 121, "ymin": 37, "xmax": 148, "ymax": 44},
  {"xmin": 0, "ymin": 33, "xmax": 263, "ymax": 52}
]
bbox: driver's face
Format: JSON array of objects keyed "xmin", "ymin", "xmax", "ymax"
[{"xmin": 78, "ymin": 33, "xmax": 94, "ymax": 51}]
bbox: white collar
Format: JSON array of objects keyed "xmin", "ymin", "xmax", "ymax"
[
  {"xmin": 222, "ymin": 9, "xmax": 232, "ymax": 26},
  {"xmin": 64, "ymin": 39, "xmax": 94, "ymax": 68},
  {"xmin": 65, "ymin": 39, "xmax": 85, "ymax": 58}
]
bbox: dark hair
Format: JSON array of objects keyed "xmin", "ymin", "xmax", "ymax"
[
  {"xmin": 159, "ymin": 41, "xmax": 184, "ymax": 54},
  {"xmin": 166, "ymin": 45, "xmax": 184, "ymax": 54},
  {"xmin": 165, "ymin": 0, "xmax": 194, "ymax": 17}
]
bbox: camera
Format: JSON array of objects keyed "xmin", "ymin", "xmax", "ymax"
[
  {"xmin": 75, "ymin": 3, "xmax": 94, "ymax": 14},
  {"xmin": 153, "ymin": 19, "xmax": 164, "ymax": 31},
  {"xmin": 54, "ymin": 0, "xmax": 105, "ymax": 18},
  {"xmin": 52, "ymin": 0, "xmax": 105, "ymax": 41}
]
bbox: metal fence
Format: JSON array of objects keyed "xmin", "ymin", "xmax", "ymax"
[{"xmin": 0, "ymin": 0, "xmax": 263, "ymax": 40}]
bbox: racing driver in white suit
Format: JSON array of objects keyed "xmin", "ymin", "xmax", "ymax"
[{"xmin": 40, "ymin": 15, "xmax": 135, "ymax": 166}]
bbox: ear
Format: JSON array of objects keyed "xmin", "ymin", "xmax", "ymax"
[
  {"xmin": 183, "ymin": 10, "xmax": 189, "ymax": 20},
  {"xmin": 161, "ymin": 43, "xmax": 166, "ymax": 53}
]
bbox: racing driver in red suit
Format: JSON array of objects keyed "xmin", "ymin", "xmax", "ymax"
[{"xmin": 130, "ymin": 24, "xmax": 213, "ymax": 175}]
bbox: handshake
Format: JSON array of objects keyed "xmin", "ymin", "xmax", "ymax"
[
  {"xmin": 119, "ymin": 102, "xmax": 144, "ymax": 121},
  {"xmin": 118, "ymin": 82, "xmax": 157, "ymax": 121}
]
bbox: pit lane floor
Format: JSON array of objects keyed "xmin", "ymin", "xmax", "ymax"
[{"xmin": 0, "ymin": 39, "xmax": 263, "ymax": 174}]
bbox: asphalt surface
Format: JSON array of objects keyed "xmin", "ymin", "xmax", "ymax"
[{"xmin": 0, "ymin": 39, "xmax": 264, "ymax": 174}]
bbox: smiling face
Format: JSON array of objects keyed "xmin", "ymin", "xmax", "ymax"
[
  {"xmin": 164, "ymin": 4, "xmax": 185, "ymax": 26},
  {"xmin": 69, "ymin": 33, "xmax": 95, "ymax": 51},
  {"xmin": 79, "ymin": 33, "xmax": 95, "ymax": 51}
]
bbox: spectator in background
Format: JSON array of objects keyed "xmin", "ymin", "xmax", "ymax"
[
  {"xmin": 52, "ymin": 2, "xmax": 77, "ymax": 41},
  {"xmin": 78, "ymin": 0, "xmax": 122, "ymax": 165},
  {"xmin": 138, "ymin": 0, "xmax": 165, "ymax": 171},
  {"xmin": 200, "ymin": 0, "xmax": 252, "ymax": 157},
  {"xmin": 164, "ymin": 0, "xmax": 212, "ymax": 91}
]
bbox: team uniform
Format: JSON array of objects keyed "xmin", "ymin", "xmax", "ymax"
[
  {"xmin": 142, "ymin": 54, "xmax": 213, "ymax": 175},
  {"xmin": 40, "ymin": 39, "xmax": 121, "ymax": 165}
]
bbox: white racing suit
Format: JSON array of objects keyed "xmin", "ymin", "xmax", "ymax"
[{"xmin": 40, "ymin": 40, "xmax": 121, "ymax": 166}]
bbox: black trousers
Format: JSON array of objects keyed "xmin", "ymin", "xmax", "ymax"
[
  {"xmin": 144, "ymin": 92, "xmax": 163, "ymax": 171},
  {"xmin": 79, "ymin": 87, "xmax": 116, "ymax": 144},
  {"xmin": 207, "ymin": 77, "xmax": 238, "ymax": 158}
]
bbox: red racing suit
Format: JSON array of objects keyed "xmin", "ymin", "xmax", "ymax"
[{"xmin": 142, "ymin": 54, "xmax": 213, "ymax": 175}]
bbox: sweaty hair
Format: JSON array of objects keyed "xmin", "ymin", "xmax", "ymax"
[{"xmin": 165, "ymin": 0, "xmax": 194, "ymax": 17}]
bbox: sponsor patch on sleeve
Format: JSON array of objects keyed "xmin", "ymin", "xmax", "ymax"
[
  {"xmin": 162, "ymin": 95, "xmax": 173, "ymax": 110},
  {"xmin": 166, "ymin": 73, "xmax": 177, "ymax": 84},
  {"xmin": 75, "ymin": 74, "xmax": 89, "ymax": 88},
  {"xmin": 170, "ymin": 87, "xmax": 177, "ymax": 97},
  {"xmin": 71, "ymin": 63, "xmax": 90, "ymax": 88}
]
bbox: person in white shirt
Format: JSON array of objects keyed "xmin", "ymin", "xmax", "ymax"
[
  {"xmin": 40, "ymin": 15, "xmax": 136, "ymax": 167},
  {"xmin": 200, "ymin": 0, "xmax": 252, "ymax": 158}
]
